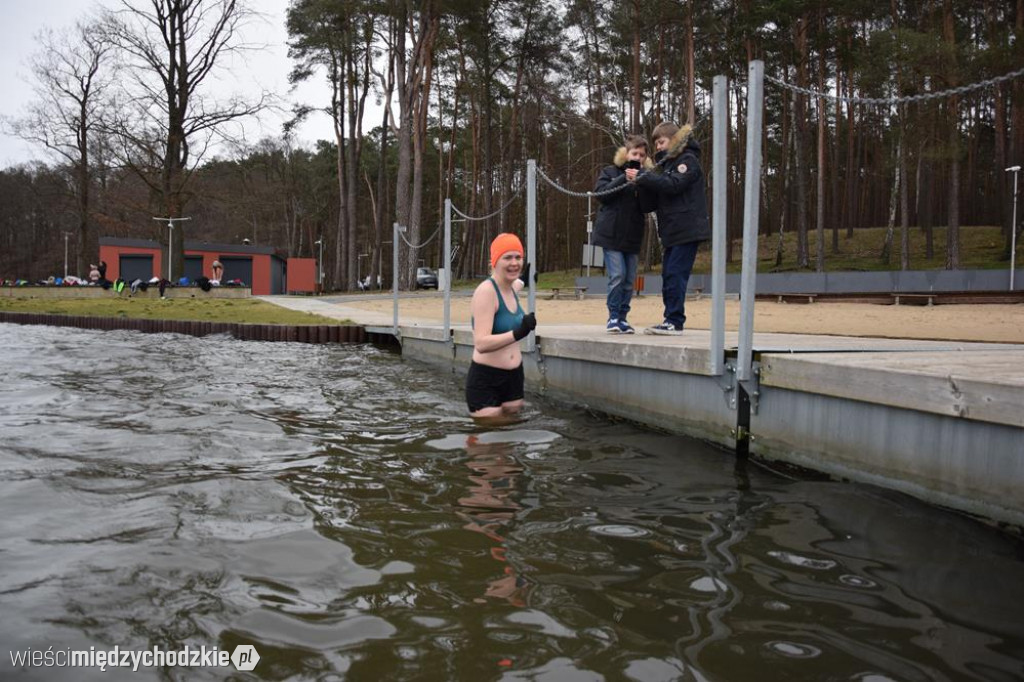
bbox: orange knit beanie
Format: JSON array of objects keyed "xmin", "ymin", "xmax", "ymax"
[{"xmin": 490, "ymin": 233, "xmax": 524, "ymax": 268}]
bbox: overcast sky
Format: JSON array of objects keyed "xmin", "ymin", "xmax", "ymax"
[{"xmin": 0, "ymin": 0, "xmax": 342, "ymax": 168}]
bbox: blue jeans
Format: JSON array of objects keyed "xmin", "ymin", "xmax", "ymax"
[
  {"xmin": 662, "ymin": 242, "xmax": 700, "ymax": 328},
  {"xmin": 604, "ymin": 250, "xmax": 638, "ymax": 321}
]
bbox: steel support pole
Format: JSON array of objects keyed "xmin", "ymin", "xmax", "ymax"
[
  {"xmin": 586, "ymin": 193, "xmax": 593, "ymax": 278},
  {"xmin": 526, "ymin": 159, "xmax": 537, "ymax": 352},
  {"xmin": 444, "ymin": 198, "xmax": 452, "ymax": 339},
  {"xmin": 1012, "ymin": 169, "xmax": 1019, "ymax": 291},
  {"xmin": 393, "ymin": 222, "xmax": 400, "ymax": 336},
  {"xmin": 710, "ymin": 74, "xmax": 728, "ymax": 376},
  {"xmin": 168, "ymin": 224, "xmax": 174, "ymax": 283},
  {"xmin": 737, "ymin": 60, "xmax": 764, "ymax": 384}
]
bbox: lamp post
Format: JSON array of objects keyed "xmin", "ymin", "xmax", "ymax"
[
  {"xmin": 153, "ymin": 216, "xmax": 192, "ymax": 281},
  {"xmin": 1007, "ymin": 166, "xmax": 1021, "ymax": 290},
  {"xmin": 63, "ymin": 232, "xmax": 70, "ymax": 279},
  {"xmin": 314, "ymin": 239, "xmax": 324, "ymax": 293},
  {"xmin": 357, "ymin": 252, "xmax": 369, "ymax": 288}
]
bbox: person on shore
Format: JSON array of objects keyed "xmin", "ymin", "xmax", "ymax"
[
  {"xmin": 466, "ymin": 233, "xmax": 537, "ymax": 418},
  {"xmin": 210, "ymin": 260, "xmax": 223, "ymax": 285},
  {"xmin": 592, "ymin": 135, "xmax": 654, "ymax": 334},
  {"xmin": 635, "ymin": 122, "xmax": 710, "ymax": 335}
]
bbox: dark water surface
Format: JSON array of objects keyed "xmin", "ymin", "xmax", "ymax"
[{"xmin": 1, "ymin": 322, "xmax": 1023, "ymax": 681}]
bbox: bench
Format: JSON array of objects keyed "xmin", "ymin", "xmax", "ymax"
[
  {"xmin": 549, "ymin": 286, "xmax": 588, "ymax": 300},
  {"xmin": 893, "ymin": 293, "xmax": 936, "ymax": 306}
]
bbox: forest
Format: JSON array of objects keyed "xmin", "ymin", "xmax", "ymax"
[{"xmin": 1, "ymin": 0, "xmax": 1022, "ymax": 290}]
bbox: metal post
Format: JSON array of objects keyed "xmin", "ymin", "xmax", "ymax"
[
  {"xmin": 586, "ymin": 193, "xmax": 593, "ymax": 278},
  {"xmin": 168, "ymin": 223, "xmax": 174, "ymax": 282},
  {"xmin": 357, "ymin": 253, "xmax": 368, "ymax": 289},
  {"xmin": 737, "ymin": 60, "xmax": 764, "ymax": 384},
  {"xmin": 444, "ymin": 198, "xmax": 452, "ymax": 339},
  {"xmin": 526, "ymin": 159, "xmax": 537, "ymax": 352},
  {"xmin": 314, "ymin": 239, "xmax": 323, "ymax": 293},
  {"xmin": 710, "ymin": 74, "xmax": 728, "ymax": 376},
  {"xmin": 393, "ymin": 222, "xmax": 400, "ymax": 336},
  {"xmin": 63, "ymin": 232, "xmax": 69, "ymax": 280},
  {"xmin": 152, "ymin": 216, "xmax": 191, "ymax": 283},
  {"xmin": 1008, "ymin": 166, "xmax": 1020, "ymax": 290}
]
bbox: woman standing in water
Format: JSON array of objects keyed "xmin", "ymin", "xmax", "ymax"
[{"xmin": 466, "ymin": 233, "xmax": 537, "ymax": 418}]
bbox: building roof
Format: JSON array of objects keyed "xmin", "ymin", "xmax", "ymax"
[{"xmin": 100, "ymin": 237, "xmax": 283, "ymax": 258}]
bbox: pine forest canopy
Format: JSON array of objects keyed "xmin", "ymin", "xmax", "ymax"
[{"xmin": 2, "ymin": 0, "xmax": 1023, "ymax": 287}]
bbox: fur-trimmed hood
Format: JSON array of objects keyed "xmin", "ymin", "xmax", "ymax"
[
  {"xmin": 662, "ymin": 124, "xmax": 698, "ymax": 160},
  {"xmin": 613, "ymin": 147, "xmax": 655, "ymax": 169}
]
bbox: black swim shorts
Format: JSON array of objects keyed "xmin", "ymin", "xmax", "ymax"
[{"xmin": 465, "ymin": 361, "xmax": 524, "ymax": 412}]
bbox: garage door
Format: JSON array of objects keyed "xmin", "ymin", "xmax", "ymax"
[
  {"xmin": 219, "ymin": 256, "xmax": 252, "ymax": 287},
  {"xmin": 184, "ymin": 256, "xmax": 204, "ymax": 282},
  {"xmin": 119, "ymin": 255, "xmax": 154, "ymax": 283}
]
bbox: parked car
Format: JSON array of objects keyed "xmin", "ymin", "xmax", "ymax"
[{"xmin": 416, "ymin": 267, "xmax": 438, "ymax": 289}]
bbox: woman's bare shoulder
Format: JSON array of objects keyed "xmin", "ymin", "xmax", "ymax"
[{"xmin": 472, "ymin": 279, "xmax": 496, "ymax": 298}]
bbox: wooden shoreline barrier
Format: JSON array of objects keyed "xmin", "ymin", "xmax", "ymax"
[{"xmin": 0, "ymin": 311, "xmax": 371, "ymax": 344}]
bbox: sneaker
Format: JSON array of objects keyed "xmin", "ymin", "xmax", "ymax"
[
  {"xmin": 617, "ymin": 320, "xmax": 635, "ymax": 334},
  {"xmin": 644, "ymin": 321, "xmax": 683, "ymax": 336},
  {"xmin": 606, "ymin": 318, "xmax": 621, "ymax": 333}
]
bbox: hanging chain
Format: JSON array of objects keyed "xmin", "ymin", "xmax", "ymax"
[
  {"xmin": 535, "ymin": 165, "xmax": 632, "ymax": 198},
  {"xmin": 397, "ymin": 226, "xmax": 440, "ymax": 249},
  {"xmin": 763, "ymin": 66, "xmax": 1024, "ymax": 107},
  {"xmin": 450, "ymin": 184, "xmax": 524, "ymax": 222}
]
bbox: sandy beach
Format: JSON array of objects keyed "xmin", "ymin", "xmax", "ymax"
[{"xmin": 337, "ymin": 292, "xmax": 1024, "ymax": 344}]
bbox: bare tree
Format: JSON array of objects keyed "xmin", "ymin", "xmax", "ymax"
[
  {"xmin": 6, "ymin": 20, "xmax": 113, "ymax": 277},
  {"xmin": 389, "ymin": 1, "xmax": 439, "ymax": 287},
  {"xmin": 102, "ymin": 0, "xmax": 267, "ymax": 279},
  {"xmin": 288, "ymin": 0, "xmax": 376, "ymax": 290}
]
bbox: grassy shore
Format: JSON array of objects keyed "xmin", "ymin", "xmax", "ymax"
[{"xmin": 0, "ymin": 296, "xmax": 347, "ymax": 325}]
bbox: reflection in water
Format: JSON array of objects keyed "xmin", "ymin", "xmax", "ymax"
[
  {"xmin": 458, "ymin": 434, "xmax": 530, "ymax": 607},
  {"xmin": 1, "ymin": 322, "xmax": 1024, "ymax": 681}
]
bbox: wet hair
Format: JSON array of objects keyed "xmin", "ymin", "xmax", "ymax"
[
  {"xmin": 652, "ymin": 121, "xmax": 680, "ymax": 141},
  {"xmin": 624, "ymin": 135, "xmax": 648, "ymax": 152}
]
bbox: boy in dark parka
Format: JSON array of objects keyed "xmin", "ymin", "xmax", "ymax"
[{"xmin": 635, "ymin": 122, "xmax": 710, "ymax": 335}]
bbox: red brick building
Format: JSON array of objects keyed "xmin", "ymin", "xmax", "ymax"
[{"xmin": 99, "ymin": 238, "xmax": 316, "ymax": 295}]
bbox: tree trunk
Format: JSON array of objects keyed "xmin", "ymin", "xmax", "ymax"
[
  {"xmin": 794, "ymin": 17, "xmax": 810, "ymax": 268},
  {"xmin": 881, "ymin": 139, "xmax": 900, "ymax": 265},
  {"xmin": 944, "ymin": 0, "xmax": 961, "ymax": 269},
  {"xmin": 630, "ymin": 0, "xmax": 641, "ymax": 131},
  {"xmin": 332, "ymin": 48, "xmax": 348, "ymax": 291},
  {"xmin": 815, "ymin": 22, "xmax": 826, "ymax": 272},
  {"xmin": 900, "ymin": 127, "xmax": 910, "ymax": 270},
  {"xmin": 685, "ymin": 0, "xmax": 695, "ymax": 125}
]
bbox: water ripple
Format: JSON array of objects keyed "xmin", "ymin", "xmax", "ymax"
[{"xmin": 1, "ymin": 322, "xmax": 1023, "ymax": 681}]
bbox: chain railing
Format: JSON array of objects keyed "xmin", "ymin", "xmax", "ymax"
[
  {"xmin": 397, "ymin": 225, "xmax": 440, "ymax": 250},
  {"xmin": 764, "ymin": 66, "xmax": 1024, "ymax": 106},
  {"xmin": 451, "ymin": 185, "xmax": 523, "ymax": 222},
  {"xmin": 535, "ymin": 165, "xmax": 631, "ymax": 198}
]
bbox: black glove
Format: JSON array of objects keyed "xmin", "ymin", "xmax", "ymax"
[
  {"xmin": 519, "ymin": 262, "xmax": 537, "ymax": 285},
  {"xmin": 512, "ymin": 312, "xmax": 537, "ymax": 341}
]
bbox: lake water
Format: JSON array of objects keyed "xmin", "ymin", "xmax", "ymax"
[{"xmin": 1, "ymin": 322, "xmax": 1023, "ymax": 681}]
